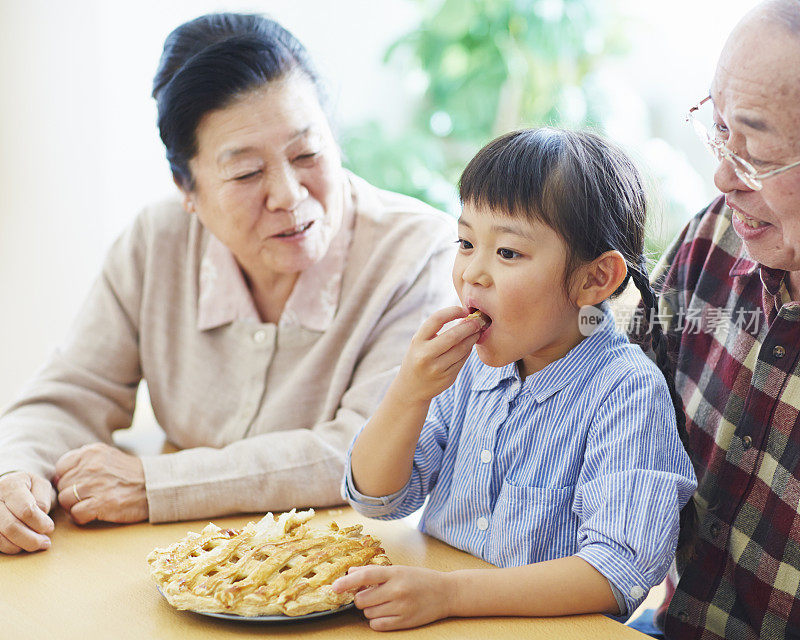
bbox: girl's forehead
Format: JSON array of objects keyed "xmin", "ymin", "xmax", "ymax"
[
  {"xmin": 460, "ymin": 202, "xmax": 532, "ymax": 223},
  {"xmin": 458, "ymin": 205, "xmax": 552, "ymax": 240}
]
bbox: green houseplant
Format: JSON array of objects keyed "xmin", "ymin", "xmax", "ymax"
[{"xmin": 341, "ymin": 0, "xmax": 628, "ymax": 213}]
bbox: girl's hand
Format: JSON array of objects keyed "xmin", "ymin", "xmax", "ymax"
[
  {"xmin": 395, "ymin": 306, "xmax": 483, "ymax": 404},
  {"xmin": 347, "ymin": 306, "xmax": 484, "ymax": 498},
  {"xmin": 332, "ymin": 565, "xmax": 455, "ymax": 631}
]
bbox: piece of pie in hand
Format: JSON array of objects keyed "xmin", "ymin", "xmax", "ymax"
[{"xmin": 146, "ymin": 508, "xmax": 391, "ymax": 617}]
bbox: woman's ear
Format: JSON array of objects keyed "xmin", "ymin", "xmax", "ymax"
[
  {"xmin": 173, "ymin": 175, "xmax": 195, "ymax": 214},
  {"xmin": 573, "ymin": 250, "xmax": 628, "ymax": 307}
]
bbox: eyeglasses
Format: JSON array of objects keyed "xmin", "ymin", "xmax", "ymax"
[{"xmin": 686, "ymin": 96, "xmax": 800, "ymax": 190}]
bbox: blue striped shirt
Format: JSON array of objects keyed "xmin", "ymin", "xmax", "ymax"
[{"xmin": 343, "ymin": 306, "xmax": 697, "ymax": 617}]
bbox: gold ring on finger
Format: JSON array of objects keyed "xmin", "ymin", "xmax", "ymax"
[{"xmin": 72, "ymin": 484, "xmax": 82, "ymax": 502}]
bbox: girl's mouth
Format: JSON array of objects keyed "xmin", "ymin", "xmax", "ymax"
[
  {"xmin": 467, "ymin": 307, "xmax": 492, "ymax": 329},
  {"xmin": 274, "ymin": 221, "xmax": 314, "ymax": 238}
]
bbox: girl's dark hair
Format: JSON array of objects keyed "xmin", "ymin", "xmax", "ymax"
[
  {"xmin": 152, "ymin": 13, "xmax": 328, "ymax": 189},
  {"xmin": 459, "ymin": 127, "xmax": 696, "ymax": 558}
]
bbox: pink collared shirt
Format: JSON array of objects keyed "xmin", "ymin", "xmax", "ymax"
[
  {"xmin": 197, "ymin": 205, "xmax": 354, "ymax": 332},
  {"xmin": 0, "ymin": 173, "xmax": 458, "ymax": 522}
]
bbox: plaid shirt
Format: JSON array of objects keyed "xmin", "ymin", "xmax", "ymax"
[{"xmin": 653, "ymin": 196, "xmax": 800, "ymax": 639}]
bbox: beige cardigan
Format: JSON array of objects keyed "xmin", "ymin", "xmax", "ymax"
[{"xmin": 0, "ymin": 175, "xmax": 458, "ymax": 522}]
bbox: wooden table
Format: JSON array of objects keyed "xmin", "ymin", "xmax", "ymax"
[{"xmin": 2, "ymin": 504, "xmax": 648, "ymax": 639}]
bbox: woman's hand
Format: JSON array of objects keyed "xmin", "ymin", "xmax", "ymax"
[
  {"xmin": 394, "ymin": 306, "xmax": 483, "ymax": 404},
  {"xmin": 332, "ymin": 565, "xmax": 455, "ymax": 631},
  {"xmin": 54, "ymin": 443, "xmax": 148, "ymax": 525},
  {"xmin": 0, "ymin": 471, "xmax": 55, "ymax": 553}
]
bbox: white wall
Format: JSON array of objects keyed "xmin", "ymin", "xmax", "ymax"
[
  {"xmin": 0, "ymin": 0, "xmax": 762, "ymax": 411},
  {"xmin": 610, "ymin": 0, "xmax": 759, "ymax": 240},
  {"xmin": 0, "ymin": 0, "xmax": 418, "ymax": 410}
]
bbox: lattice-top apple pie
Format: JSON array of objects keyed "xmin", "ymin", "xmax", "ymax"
[{"xmin": 147, "ymin": 509, "xmax": 391, "ymax": 617}]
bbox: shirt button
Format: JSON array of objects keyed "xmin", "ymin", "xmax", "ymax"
[
  {"xmin": 476, "ymin": 517, "xmax": 489, "ymax": 531},
  {"xmin": 253, "ymin": 329, "xmax": 267, "ymax": 344},
  {"xmin": 773, "ymin": 345, "xmax": 786, "ymax": 358},
  {"xmin": 629, "ymin": 585, "xmax": 645, "ymax": 599},
  {"xmin": 480, "ymin": 450, "xmax": 493, "ymax": 464},
  {"xmin": 742, "ymin": 435, "xmax": 753, "ymax": 450},
  {"xmin": 677, "ymin": 610, "xmax": 689, "ymax": 623},
  {"xmin": 710, "ymin": 523, "xmax": 721, "ymax": 537}
]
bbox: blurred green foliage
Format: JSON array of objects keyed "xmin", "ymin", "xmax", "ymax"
[{"xmin": 341, "ymin": 0, "xmax": 629, "ymax": 213}]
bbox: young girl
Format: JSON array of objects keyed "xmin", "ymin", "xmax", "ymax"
[{"xmin": 332, "ymin": 128, "xmax": 697, "ymax": 631}]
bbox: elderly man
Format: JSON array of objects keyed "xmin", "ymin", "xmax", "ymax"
[{"xmin": 648, "ymin": 1, "xmax": 800, "ymax": 637}]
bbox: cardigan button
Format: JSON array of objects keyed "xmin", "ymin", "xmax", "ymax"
[
  {"xmin": 773, "ymin": 345, "xmax": 786, "ymax": 358},
  {"xmin": 742, "ymin": 435, "xmax": 753, "ymax": 450},
  {"xmin": 677, "ymin": 610, "xmax": 689, "ymax": 623},
  {"xmin": 710, "ymin": 523, "xmax": 721, "ymax": 538}
]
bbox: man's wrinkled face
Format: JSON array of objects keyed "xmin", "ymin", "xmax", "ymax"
[{"xmin": 710, "ymin": 8, "xmax": 800, "ymax": 271}]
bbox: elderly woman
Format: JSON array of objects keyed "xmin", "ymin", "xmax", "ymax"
[
  {"xmin": 0, "ymin": 13, "xmax": 456, "ymax": 554},
  {"xmin": 640, "ymin": 1, "xmax": 800, "ymax": 637}
]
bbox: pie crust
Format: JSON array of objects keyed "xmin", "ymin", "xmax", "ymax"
[{"xmin": 147, "ymin": 509, "xmax": 391, "ymax": 617}]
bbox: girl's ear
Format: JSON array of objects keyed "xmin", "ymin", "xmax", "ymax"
[
  {"xmin": 573, "ymin": 250, "xmax": 628, "ymax": 307},
  {"xmin": 173, "ymin": 175, "xmax": 196, "ymax": 214}
]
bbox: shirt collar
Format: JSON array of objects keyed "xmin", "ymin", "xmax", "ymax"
[
  {"xmin": 729, "ymin": 255, "xmax": 758, "ymax": 278},
  {"xmin": 279, "ymin": 193, "xmax": 354, "ymax": 331},
  {"xmin": 197, "ymin": 234, "xmax": 261, "ymax": 330},
  {"xmin": 760, "ymin": 265, "xmax": 788, "ymax": 298},
  {"xmin": 196, "ymin": 178, "xmax": 355, "ymax": 332},
  {"xmin": 469, "ymin": 302, "xmax": 621, "ymax": 402},
  {"xmin": 525, "ymin": 303, "xmax": 620, "ymax": 402},
  {"xmin": 470, "ymin": 360, "xmax": 518, "ymax": 392}
]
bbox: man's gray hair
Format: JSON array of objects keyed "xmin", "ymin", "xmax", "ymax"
[{"xmin": 765, "ymin": 0, "xmax": 800, "ymax": 33}]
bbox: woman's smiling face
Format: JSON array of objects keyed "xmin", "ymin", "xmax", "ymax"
[
  {"xmin": 452, "ymin": 203, "xmax": 585, "ymax": 378},
  {"xmin": 183, "ymin": 72, "xmax": 345, "ymax": 280}
]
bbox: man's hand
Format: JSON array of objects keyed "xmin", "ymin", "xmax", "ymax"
[
  {"xmin": 0, "ymin": 471, "xmax": 55, "ymax": 554},
  {"xmin": 54, "ymin": 443, "xmax": 148, "ymax": 525}
]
